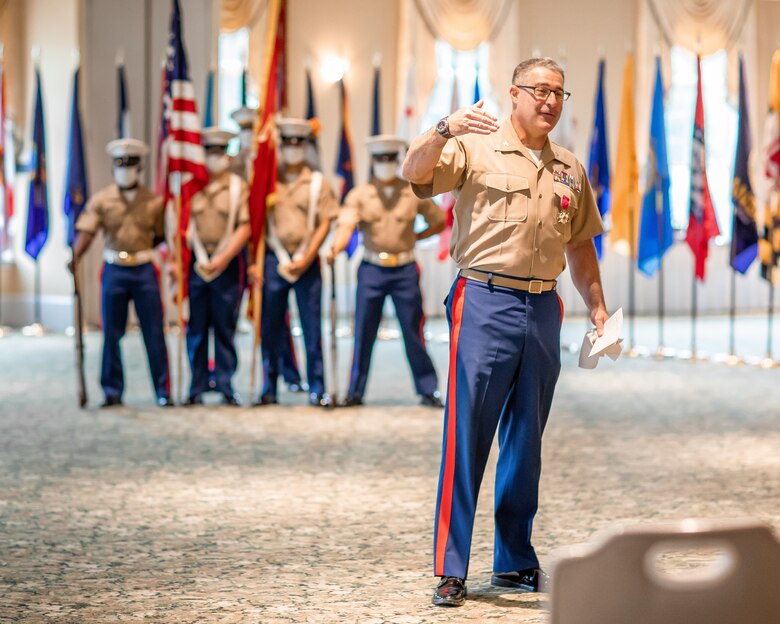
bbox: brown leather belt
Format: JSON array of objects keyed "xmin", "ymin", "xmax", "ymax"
[
  {"xmin": 363, "ymin": 249, "xmax": 416, "ymax": 267},
  {"xmin": 460, "ymin": 268, "xmax": 556, "ymax": 293}
]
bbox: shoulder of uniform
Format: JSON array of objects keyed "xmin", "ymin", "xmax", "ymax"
[{"xmin": 549, "ymin": 141, "xmax": 578, "ymax": 168}]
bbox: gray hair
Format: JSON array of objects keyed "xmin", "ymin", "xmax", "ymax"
[{"xmin": 512, "ymin": 58, "xmax": 565, "ymax": 85}]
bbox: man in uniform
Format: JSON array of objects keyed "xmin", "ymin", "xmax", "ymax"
[
  {"xmin": 403, "ymin": 58, "xmax": 609, "ymax": 607},
  {"xmin": 70, "ymin": 138, "xmax": 172, "ymax": 408},
  {"xmin": 231, "ymin": 105, "xmax": 305, "ymax": 393},
  {"xmin": 184, "ymin": 128, "xmax": 251, "ymax": 406},
  {"xmin": 249, "ymin": 118, "xmax": 338, "ymax": 407},
  {"xmin": 328, "ymin": 134, "xmax": 444, "ymax": 407}
]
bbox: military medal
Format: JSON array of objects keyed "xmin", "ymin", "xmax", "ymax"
[{"xmin": 558, "ymin": 194, "xmax": 571, "ymax": 224}]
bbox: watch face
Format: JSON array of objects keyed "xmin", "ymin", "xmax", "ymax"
[{"xmin": 437, "ymin": 118, "xmax": 449, "ymax": 136}]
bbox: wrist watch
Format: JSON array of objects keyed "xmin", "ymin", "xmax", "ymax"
[{"xmin": 435, "ymin": 116, "xmax": 453, "ymax": 140}]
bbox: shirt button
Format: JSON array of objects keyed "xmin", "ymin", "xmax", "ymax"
[
  {"xmin": 538, "ymin": 221, "xmax": 542, "ymax": 227},
  {"xmin": 538, "ymin": 193, "xmax": 542, "ymax": 198},
  {"xmin": 506, "ymin": 184, "xmax": 511, "ymax": 191},
  {"xmin": 534, "ymin": 248, "xmax": 540, "ymax": 253}
]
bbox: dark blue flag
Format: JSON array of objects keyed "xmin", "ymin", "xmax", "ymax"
[
  {"xmin": 64, "ymin": 67, "xmax": 88, "ymax": 248},
  {"xmin": 637, "ymin": 57, "xmax": 673, "ymax": 276},
  {"xmin": 336, "ymin": 78, "xmax": 359, "ymax": 256},
  {"xmin": 588, "ymin": 59, "xmax": 611, "ymax": 259},
  {"xmin": 25, "ymin": 68, "xmax": 48, "ymax": 261},
  {"xmin": 203, "ymin": 69, "xmax": 214, "ymax": 128},
  {"xmin": 117, "ymin": 62, "xmax": 130, "ymax": 138},
  {"xmin": 370, "ymin": 65, "xmax": 381, "ymax": 136},
  {"xmin": 304, "ymin": 66, "xmax": 321, "ymax": 170},
  {"xmin": 730, "ymin": 54, "xmax": 758, "ymax": 274},
  {"xmin": 473, "ymin": 66, "xmax": 481, "ymax": 104}
]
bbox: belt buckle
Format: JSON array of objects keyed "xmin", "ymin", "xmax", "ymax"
[
  {"xmin": 118, "ymin": 251, "xmax": 130, "ymax": 261},
  {"xmin": 378, "ymin": 252, "xmax": 398, "ymax": 268},
  {"xmin": 528, "ymin": 279, "xmax": 543, "ymax": 294}
]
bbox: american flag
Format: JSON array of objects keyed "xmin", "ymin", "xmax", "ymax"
[{"xmin": 160, "ymin": 0, "xmax": 208, "ymax": 293}]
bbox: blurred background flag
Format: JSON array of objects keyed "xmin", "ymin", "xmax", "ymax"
[
  {"xmin": 760, "ymin": 48, "xmax": 780, "ymax": 283},
  {"xmin": 0, "ymin": 54, "xmax": 14, "ymax": 253},
  {"xmin": 304, "ymin": 64, "xmax": 321, "ymax": 170},
  {"xmin": 64, "ymin": 65, "xmax": 88, "ymax": 248},
  {"xmin": 336, "ymin": 77, "xmax": 360, "ymax": 257},
  {"xmin": 637, "ymin": 57, "xmax": 673, "ymax": 277},
  {"xmin": 588, "ymin": 58, "xmax": 611, "ymax": 260},
  {"xmin": 116, "ymin": 60, "xmax": 130, "ymax": 139},
  {"xmin": 685, "ymin": 55, "xmax": 720, "ymax": 282},
  {"xmin": 730, "ymin": 53, "xmax": 758, "ymax": 274},
  {"xmin": 609, "ymin": 53, "xmax": 639, "ymax": 256},
  {"xmin": 25, "ymin": 67, "xmax": 48, "ymax": 261},
  {"xmin": 202, "ymin": 68, "xmax": 214, "ymax": 128}
]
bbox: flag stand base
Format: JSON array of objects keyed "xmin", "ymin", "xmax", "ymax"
[
  {"xmin": 0, "ymin": 325, "xmax": 13, "ymax": 337},
  {"xmin": 759, "ymin": 357, "xmax": 779, "ymax": 369},
  {"xmin": 21, "ymin": 322, "xmax": 46, "ymax": 337}
]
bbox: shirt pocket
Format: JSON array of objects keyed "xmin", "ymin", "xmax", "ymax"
[{"xmin": 485, "ymin": 173, "xmax": 529, "ymax": 223}]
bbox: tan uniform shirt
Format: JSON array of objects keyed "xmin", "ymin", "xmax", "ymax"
[
  {"xmin": 269, "ymin": 166, "xmax": 339, "ymax": 255},
  {"xmin": 229, "ymin": 148, "xmax": 253, "ymax": 182},
  {"xmin": 190, "ymin": 172, "xmax": 250, "ymax": 253},
  {"xmin": 339, "ymin": 179, "xmax": 445, "ymax": 254},
  {"xmin": 411, "ymin": 119, "xmax": 604, "ymax": 280},
  {"xmin": 76, "ymin": 184, "xmax": 164, "ymax": 253}
]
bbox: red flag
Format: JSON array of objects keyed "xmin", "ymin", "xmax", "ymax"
[
  {"xmin": 685, "ymin": 56, "xmax": 720, "ymax": 281},
  {"xmin": 0, "ymin": 57, "xmax": 14, "ymax": 254},
  {"xmin": 249, "ymin": 0, "xmax": 286, "ymax": 256}
]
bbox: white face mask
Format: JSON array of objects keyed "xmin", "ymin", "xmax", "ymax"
[
  {"xmin": 281, "ymin": 145, "xmax": 305, "ymax": 166},
  {"xmin": 113, "ymin": 166, "xmax": 139, "ymax": 189},
  {"xmin": 373, "ymin": 161, "xmax": 398, "ymax": 183},
  {"xmin": 206, "ymin": 154, "xmax": 230, "ymax": 175}
]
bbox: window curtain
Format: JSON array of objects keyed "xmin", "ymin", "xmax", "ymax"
[
  {"xmin": 411, "ymin": 0, "xmax": 513, "ymax": 52},
  {"xmin": 220, "ymin": 0, "xmax": 266, "ymax": 33}
]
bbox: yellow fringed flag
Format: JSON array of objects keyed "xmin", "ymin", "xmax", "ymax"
[
  {"xmin": 760, "ymin": 48, "xmax": 780, "ymax": 283},
  {"xmin": 609, "ymin": 53, "xmax": 640, "ymax": 258}
]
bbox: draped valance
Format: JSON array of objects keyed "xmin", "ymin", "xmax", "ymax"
[{"xmin": 411, "ymin": 0, "xmax": 513, "ymax": 51}]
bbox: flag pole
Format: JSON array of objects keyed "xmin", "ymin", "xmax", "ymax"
[
  {"xmin": 655, "ymin": 180, "xmax": 665, "ymax": 358},
  {"xmin": 764, "ymin": 282, "xmax": 776, "ymax": 367},
  {"xmin": 329, "ymin": 261, "xmax": 338, "ymax": 407},
  {"xmin": 72, "ymin": 253, "xmax": 87, "ymax": 407},
  {"xmin": 690, "ymin": 271, "xmax": 698, "ymax": 360},
  {"xmin": 250, "ymin": 237, "xmax": 267, "ymax": 401},
  {"xmin": 172, "ymin": 172, "xmax": 185, "ymax": 403},
  {"xmin": 627, "ymin": 200, "xmax": 637, "ymax": 354},
  {"xmin": 727, "ymin": 269, "xmax": 740, "ymax": 363}
]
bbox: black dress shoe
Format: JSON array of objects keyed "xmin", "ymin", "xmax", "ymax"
[
  {"xmin": 309, "ymin": 392, "xmax": 333, "ymax": 408},
  {"xmin": 253, "ymin": 393, "xmax": 278, "ymax": 406},
  {"xmin": 184, "ymin": 394, "xmax": 203, "ymax": 406},
  {"xmin": 341, "ymin": 395, "xmax": 363, "ymax": 407},
  {"xmin": 222, "ymin": 392, "xmax": 242, "ymax": 407},
  {"xmin": 100, "ymin": 396, "xmax": 123, "ymax": 408},
  {"xmin": 156, "ymin": 396, "xmax": 175, "ymax": 408},
  {"xmin": 432, "ymin": 576, "xmax": 466, "ymax": 607},
  {"xmin": 420, "ymin": 392, "xmax": 444, "ymax": 408},
  {"xmin": 287, "ymin": 381, "xmax": 309, "ymax": 393},
  {"xmin": 491, "ymin": 568, "xmax": 550, "ymax": 593}
]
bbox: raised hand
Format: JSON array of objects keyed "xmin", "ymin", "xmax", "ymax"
[{"xmin": 446, "ymin": 100, "xmax": 500, "ymax": 137}]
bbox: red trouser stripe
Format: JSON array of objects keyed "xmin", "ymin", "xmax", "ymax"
[
  {"xmin": 435, "ymin": 277, "xmax": 467, "ymax": 575},
  {"xmin": 557, "ymin": 292, "xmax": 564, "ymax": 323}
]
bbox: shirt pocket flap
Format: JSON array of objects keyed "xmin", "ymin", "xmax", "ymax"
[{"xmin": 486, "ymin": 173, "xmax": 529, "ymax": 193}]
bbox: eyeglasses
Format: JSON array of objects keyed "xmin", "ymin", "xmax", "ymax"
[{"xmin": 514, "ymin": 84, "xmax": 571, "ymax": 102}]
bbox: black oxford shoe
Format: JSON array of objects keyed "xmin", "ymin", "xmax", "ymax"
[
  {"xmin": 420, "ymin": 392, "xmax": 444, "ymax": 408},
  {"xmin": 185, "ymin": 394, "xmax": 203, "ymax": 406},
  {"xmin": 156, "ymin": 396, "xmax": 174, "ymax": 408},
  {"xmin": 253, "ymin": 393, "xmax": 278, "ymax": 406},
  {"xmin": 432, "ymin": 576, "xmax": 466, "ymax": 607},
  {"xmin": 491, "ymin": 568, "xmax": 550, "ymax": 593},
  {"xmin": 222, "ymin": 392, "xmax": 242, "ymax": 407},
  {"xmin": 309, "ymin": 392, "xmax": 333, "ymax": 408},
  {"xmin": 341, "ymin": 395, "xmax": 363, "ymax": 407},
  {"xmin": 101, "ymin": 396, "xmax": 122, "ymax": 408}
]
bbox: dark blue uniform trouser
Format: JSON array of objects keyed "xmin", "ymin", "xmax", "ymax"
[
  {"xmin": 101, "ymin": 262, "xmax": 170, "ymax": 401},
  {"xmin": 348, "ymin": 260, "xmax": 438, "ymax": 399},
  {"xmin": 433, "ymin": 276, "xmax": 563, "ymax": 580},
  {"xmin": 186, "ymin": 254, "xmax": 244, "ymax": 397},
  {"xmin": 279, "ymin": 311, "xmax": 302, "ymax": 385},
  {"xmin": 261, "ymin": 252, "xmax": 324, "ymax": 396}
]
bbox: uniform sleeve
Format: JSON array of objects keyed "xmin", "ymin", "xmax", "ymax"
[
  {"xmin": 417, "ymin": 197, "xmax": 445, "ymax": 230},
  {"xmin": 317, "ymin": 177, "xmax": 340, "ymax": 223},
  {"xmin": 337, "ymin": 188, "xmax": 361, "ymax": 229},
  {"xmin": 569, "ymin": 161, "xmax": 605, "ymax": 244},
  {"xmin": 75, "ymin": 192, "xmax": 102, "ymax": 234},
  {"xmin": 237, "ymin": 178, "xmax": 250, "ymax": 225},
  {"xmin": 410, "ymin": 138, "xmax": 468, "ymax": 199}
]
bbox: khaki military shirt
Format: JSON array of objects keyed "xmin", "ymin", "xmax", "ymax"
[
  {"xmin": 229, "ymin": 149, "xmax": 253, "ymax": 182},
  {"xmin": 269, "ymin": 166, "xmax": 338, "ymax": 254},
  {"xmin": 191, "ymin": 172, "xmax": 250, "ymax": 253},
  {"xmin": 76, "ymin": 184, "xmax": 164, "ymax": 253},
  {"xmin": 339, "ymin": 179, "xmax": 444, "ymax": 254},
  {"xmin": 411, "ymin": 119, "xmax": 604, "ymax": 280}
]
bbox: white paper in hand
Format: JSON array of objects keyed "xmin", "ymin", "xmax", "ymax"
[{"xmin": 588, "ymin": 308, "xmax": 623, "ymax": 357}]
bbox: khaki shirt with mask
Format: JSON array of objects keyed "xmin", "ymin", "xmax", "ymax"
[
  {"xmin": 190, "ymin": 172, "xmax": 250, "ymax": 254},
  {"xmin": 339, "ymin": 179, "xmax": 445, "ymax": 255},
  {"xmin": 411, "ymin": 119, "xmax": 604, "ymax": 281},
  {"xmin": 76, "ymin": 184, "xmax": 164, "ymax": 253},
  {"xmin": 269, "ymin": 165, "xmax": 339, "ymax": 255}
]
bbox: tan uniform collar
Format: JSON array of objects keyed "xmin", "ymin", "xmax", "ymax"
[
  {"xmin": 278, "ymin": 164, "xmax": 313, "ymax": 190},
  {"xmin": 109, "ymin": 183, "xmax": 154, "ymax": 204},
  {"xmin": 205, "ymin": 171, "xmax": 231, "ymax": 194},
  {"xmin": 492, "ymin": 119, "xmax": 575, "ymax": 168},
  {"xmin": 370, "ymin": 177, "xmax": 405, "ymax": 206}
]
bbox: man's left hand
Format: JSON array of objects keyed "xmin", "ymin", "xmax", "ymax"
[{"xmin": 591, "ymin": 306, "xmax": 610, "ymax": 337}]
